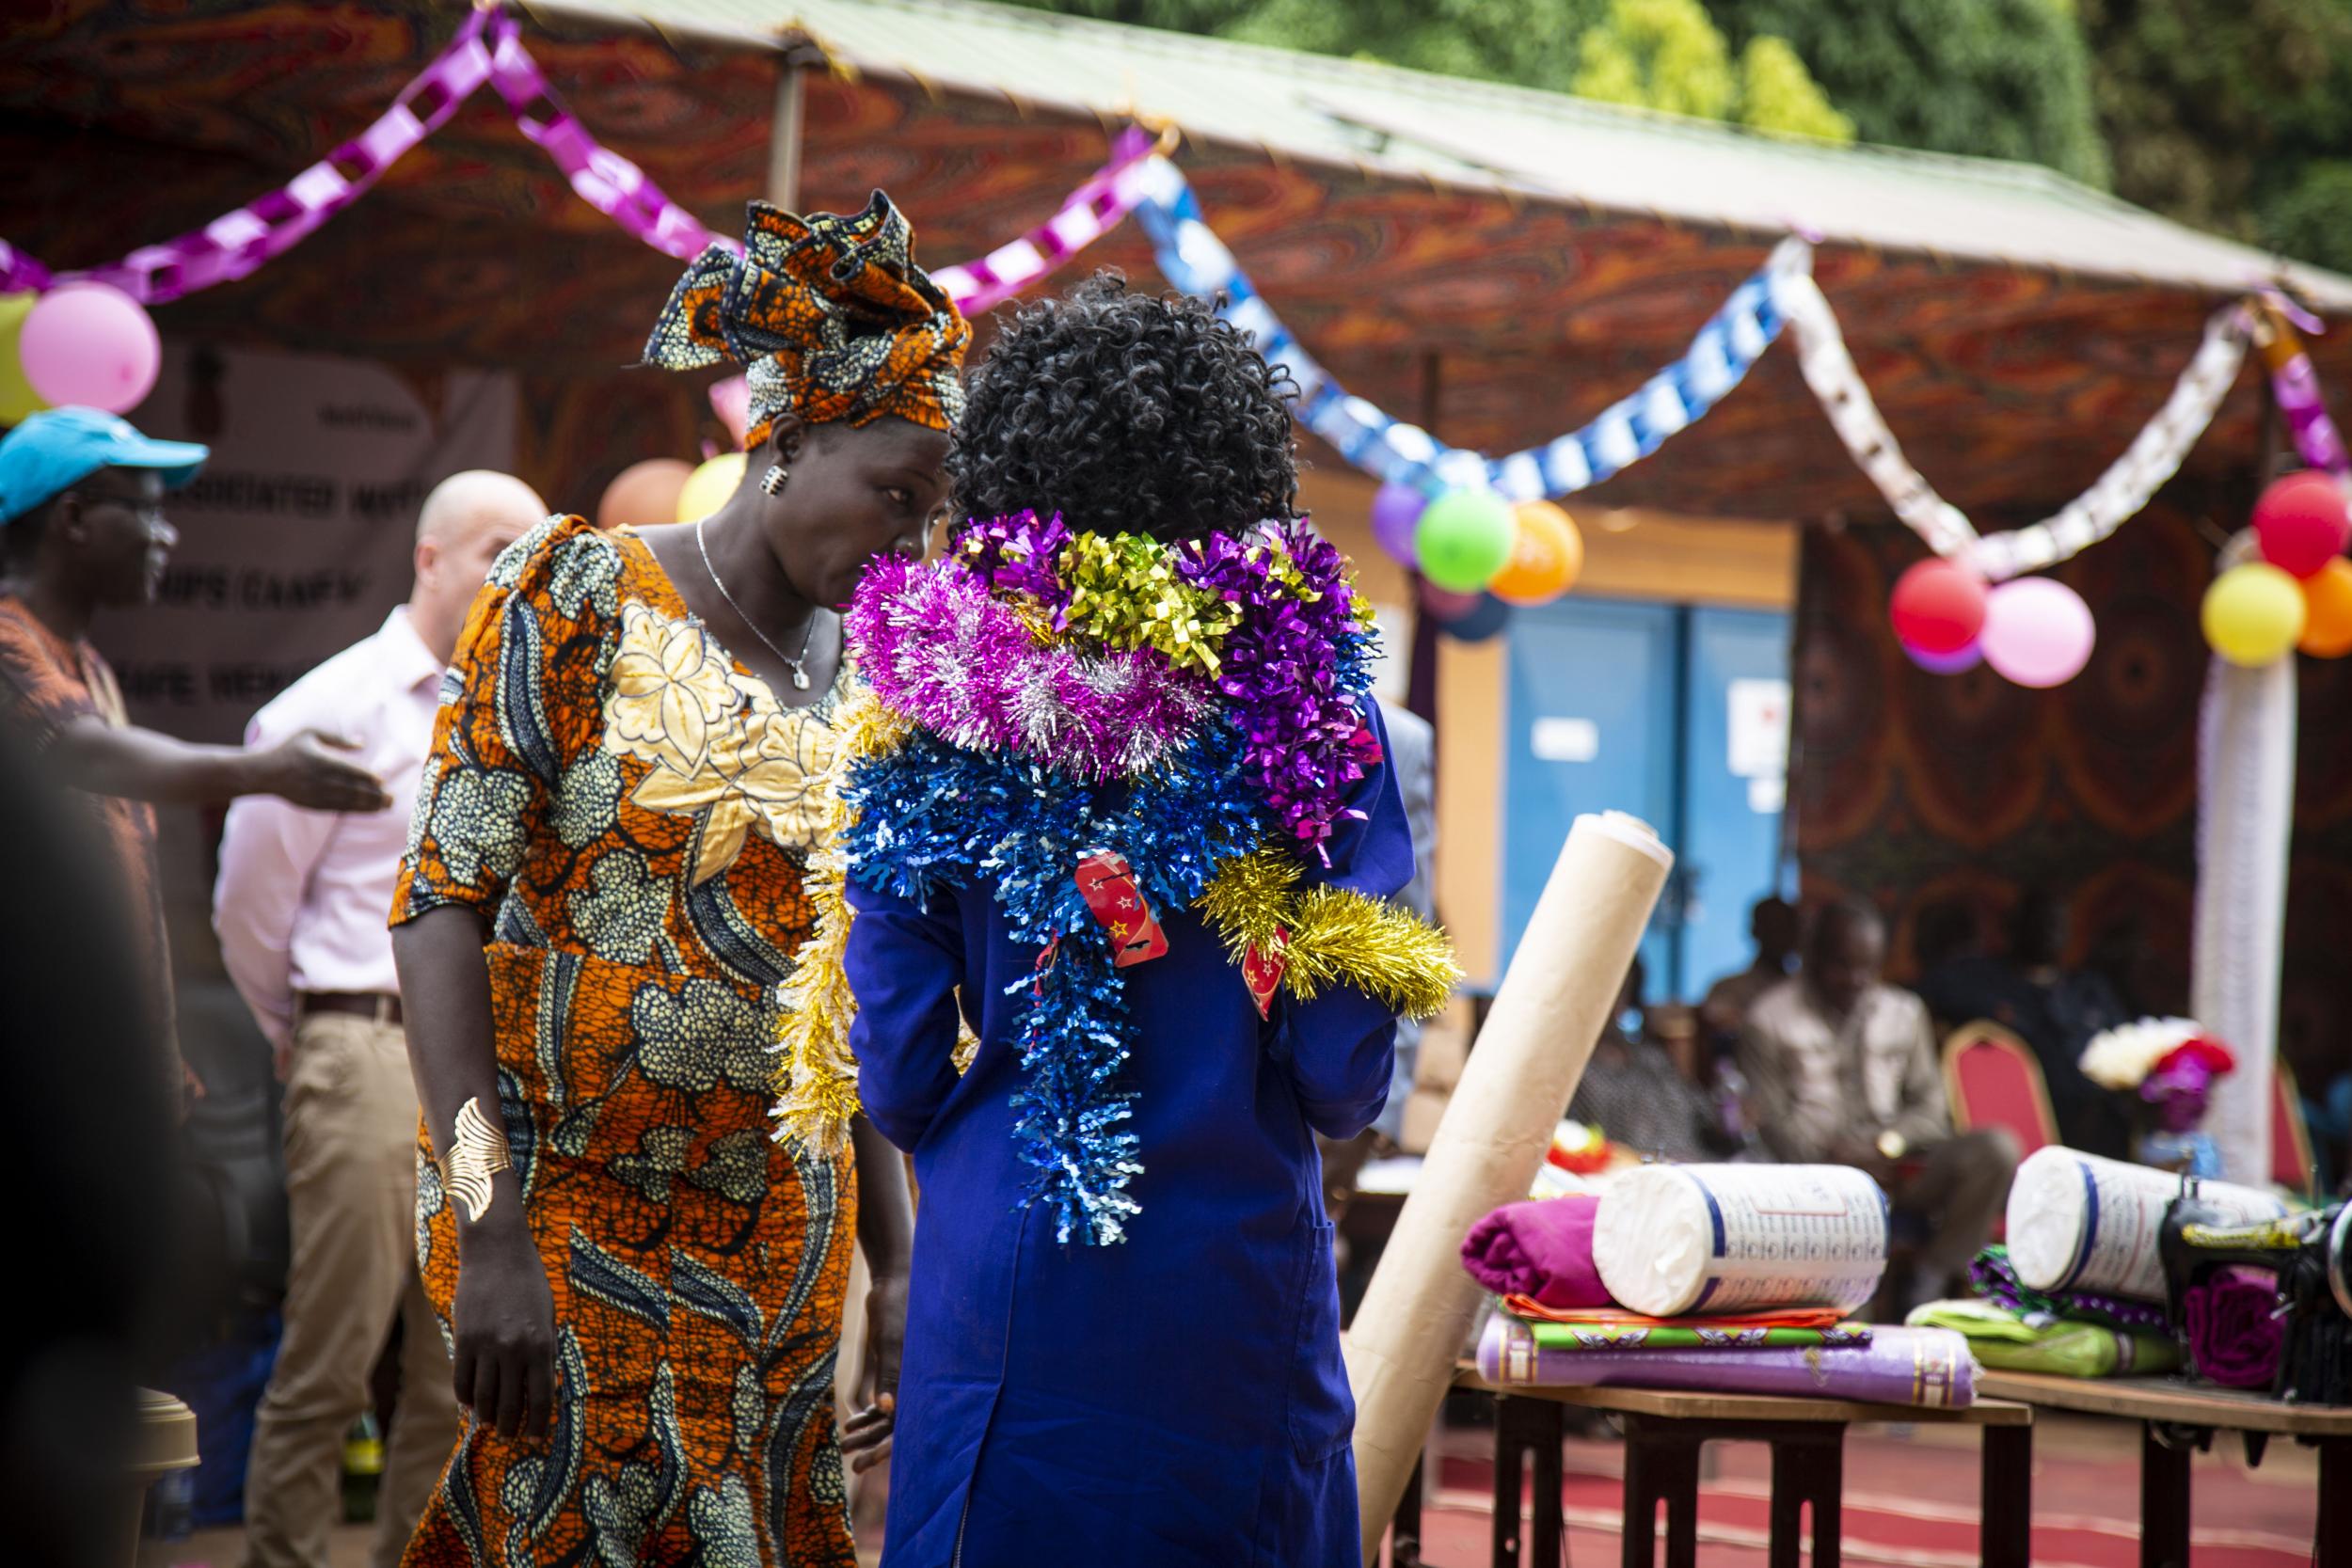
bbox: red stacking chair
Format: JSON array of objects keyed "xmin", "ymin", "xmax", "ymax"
[
  {"xmin": 2273, "ymin": 1057, "xmax": 2317, "ymax": 1194},
  {"xmin": 1941, "ymin": 1019, "xmax": 2060, "ymax": 1159}
]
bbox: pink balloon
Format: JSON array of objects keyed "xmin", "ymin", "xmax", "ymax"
[
  {"xmin": 1372, "ymin": 481, "xmax": 1429, "ymax": 564},
  {"xmin": 1979, "ymin": 577, "xmax": 2094, "ymax": 689},
  {"xmin": 19, "ymin": 282, "xmax": 160, "ymax": 414},
  {"xmin": 1904, "ymin": 637, "xmax": 1983, "ymax": 674}
]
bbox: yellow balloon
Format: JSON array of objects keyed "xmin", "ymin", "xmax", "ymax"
[
  {"xmin": 0, "ymin": 293, "xmax": 48, "ymax": 425},
  {"xmin": 2201, "ymin": 562, "xmax": 2308, "ymax": 667},
  {"xmin": 675, "ymin": 451, "xmax": 747, "ymax": 524}
]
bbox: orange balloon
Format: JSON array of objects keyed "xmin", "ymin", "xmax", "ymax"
[
  {"xmin": 2299, "ymin": 556, "xmax": 2352, "ymax": 657},
  {"xmin": 1488, "ymin": 500, "xmax": 1584, "ymax": 606},
  {"xmin": 596, "ymin": 457, "xmax": 692, "ymax": 531}
]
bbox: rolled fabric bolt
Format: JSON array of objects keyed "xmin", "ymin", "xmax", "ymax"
[
  {"xmin": 2006, "ymin": 1145, "xmax": 2286, "ymax": 1302},
  {"xmin": 1479, "ymin": 1313, "xmax": 1976, "ymax": 1408},
  {"xmin": 1346, "ymin": 811, "xmax": 1671, "ymax": 1564},
  {"xmin": 1459, "ymin": 1195, "xmax": 1609, "ymax": 1308},
  {"xmin": 2185, "ymin": 1268, "xmax": 2285, "ymax": 1389},
  {"xmin": 1592, "ymin": 1163, "xmax": 1888, "ymax": 1318}
]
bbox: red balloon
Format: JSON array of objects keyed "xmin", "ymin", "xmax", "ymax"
[
  {"xmin": 2253, "ymin": 470, "xmax": 2351, "ymax": 579},
  {"xmin": 1888, "ymin": 558, "xmax": 1988, "ymax": 656}
]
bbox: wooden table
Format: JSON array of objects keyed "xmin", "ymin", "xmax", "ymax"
[
  {"xmin": 1391, "ymin": 1369, "xmax": 2033, "ymax": 1568},
  {"xmin": 1976, "ymin": 1370, "xmax": 2352, "ymax": 1568}
]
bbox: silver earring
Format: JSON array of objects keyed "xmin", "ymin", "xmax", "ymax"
[{"xmin": 761, "ymin": 464, "xmax": 788, "ymax": 496}]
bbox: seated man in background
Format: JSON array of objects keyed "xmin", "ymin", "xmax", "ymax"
[
  {"xmin": 1569, "ymin": 956, "xmax": 1739, "ymax": 1164},
  {"xmin": 1915, "ymin": 886, "xmax": 2130, "ymax": 1158},
  {"xmin": 1697, "ymin": 895, "xmax": 1800, "ymax": 1058},
  {"xmin": 1741, "ymin": 901, "xmax": 2018, "ymax": 1317}
]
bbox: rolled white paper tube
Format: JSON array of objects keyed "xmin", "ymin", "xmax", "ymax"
[
  {"xmin": 1592, "ymin": 1163, "xmax": 1888, "ymax": 1318},
  {"xmin": 2006, "ymin": 1145, "xmax": 2287, "ymax": 1302},
  {"xmin": 1345, "ymin": 811, "xmax": 1672, "ymax": 1564}
]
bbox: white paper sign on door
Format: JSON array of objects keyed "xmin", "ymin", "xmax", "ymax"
[{"xmin": 1726, "ymin": 677, "xmax": 1789, "ymax": 780}]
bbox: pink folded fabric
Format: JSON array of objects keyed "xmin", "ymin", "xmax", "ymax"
[{"xmin": 1460, "ymin": 1196, "xmax": 1611, "ymax": 1308}]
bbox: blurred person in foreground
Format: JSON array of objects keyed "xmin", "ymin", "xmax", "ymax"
[
  {"xmin": 217, "ymin": 470, "xmax": 544, "ymax": 1568},
  {"xmin": 0, "ymin": 407, "xmax": 390, "ymax": 1100},
  {"xmin": 841, "ymin": 277, "xmax": 1455, "ymax": 1566},
  {"xmin": 0, "ymin": 730, "xmax": 175, "ymax": 1568},
  {"xmin": 391, "ymin": 195, "xmax": 955, "ymax": 1564},
  {"xmin": 1740, "ymin": 901, "xmax": 2019, "ymax": 1316}
]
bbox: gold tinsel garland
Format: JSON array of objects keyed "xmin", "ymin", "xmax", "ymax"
[
  {"xmin": 769, "ymin": 689, "xmax": 901, "ymax": 1154},
  {"xmin": 1057, "ymin": 530, "xmax": 1244, "ymax": 676},
  {"xmin": 771, "ymin": 689, "xmax": 974, "ymax": 1155},
  {"xmin": 1194, "ymin": 846, "xmax": 1459, "ymax": 1022}
]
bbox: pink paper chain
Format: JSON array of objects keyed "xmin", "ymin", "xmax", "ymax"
[
  {"xmin": 1, "ymin": 11, "xmax": 499, "ymax": 302},
  {"xmin": 0, "ymin": 15, "xmax": 1155, "ymax": 316},
  {"xmin": 2260, "ymin": 296, "xmax": 2351, "ymax": 479}
]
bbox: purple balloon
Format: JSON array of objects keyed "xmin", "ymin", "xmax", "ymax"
[
  {"xmin": 1904, "ymin": 637, "xmax": 1983, "ymax": 674},
  {"xmin": 1372, "ymin": 481, "xmax": 1430, "ymax": 564}
]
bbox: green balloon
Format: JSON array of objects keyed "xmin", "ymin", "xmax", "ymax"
[{"xmin": 1414, "ymin": 488, "xmax": 1516, "ymax": 592}]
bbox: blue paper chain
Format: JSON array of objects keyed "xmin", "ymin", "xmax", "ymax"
[{"xmin": 1134, "ymin": 158, "xmax": 1800, "ymax": 501}]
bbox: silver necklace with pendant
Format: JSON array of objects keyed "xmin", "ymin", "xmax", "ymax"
[{"xmin": 696, "ymin": 515, "xmax": 816, "ymax": 690}]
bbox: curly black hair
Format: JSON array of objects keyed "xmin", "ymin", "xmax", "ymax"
[{"xmin": 946, "ymin": 272, "xmax": 1298, "ymax": 542}]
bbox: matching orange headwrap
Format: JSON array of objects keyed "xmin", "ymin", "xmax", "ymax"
[{"xmin": 644, "ymin": 192, "xmax": 969, "ymax": 447}]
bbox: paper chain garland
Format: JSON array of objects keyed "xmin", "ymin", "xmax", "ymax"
[
  {"xmin": 0, "ymin": 12, "xmax": 1152, "ymax": 319},
  {"xmin": 1775, "ymin": 262, "xmax": 2252, "ymax": 580},
  {"xmin": 1134, "ymin": 155, "xmax": 2286, "ymax": 580},
  {"xmin": 1133, "ymin": 156, "xmax": 1797, "ymax": 503},
  {"xmin": 0, "ymin": 0, "xmax": 2294, "ymax": 585}
]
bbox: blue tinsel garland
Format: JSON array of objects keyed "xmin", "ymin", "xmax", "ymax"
[{"xmin": 843, "ymin": 718, "xmax": 1272, "ymax": 1243}]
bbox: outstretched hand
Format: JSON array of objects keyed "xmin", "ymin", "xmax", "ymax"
[{"xmin": 267, "ymin": 729, "xmax": 392, "ymax": 813}]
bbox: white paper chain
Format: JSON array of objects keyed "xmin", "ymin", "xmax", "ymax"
[{"xmin": 1773, "ymin": 264, "xmax": 2249, "ymax": 581}]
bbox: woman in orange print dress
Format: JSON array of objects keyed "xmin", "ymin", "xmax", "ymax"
[{"xmin": 389, "ymin": 194, "xmax": 966, "ymax": 1566}]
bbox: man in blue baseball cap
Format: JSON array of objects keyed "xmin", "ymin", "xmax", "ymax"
[{"xmin": 0, "ymin": 407, "xmax": 393, "ymax": 1101}]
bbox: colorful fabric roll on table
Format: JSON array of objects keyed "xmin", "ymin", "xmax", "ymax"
[
  {"xmin": 1969, "ymin": 1244, "xmax": 2169, "ymax": 1333},
  {"xmin": 1909, "ymin": 1297, "xmax": 2183, "ymax": 1379},
  {"xmin": 1478, "ymin": 1313, "xmax": 1978, "ymax": 1408},
  {"xmin": 1530, "ymin": 1323, "xmax": 1871, "ymax": 1351},
  {"xmin": 1503, "ymin": 1301, "xmax": 1853, "ymax": 1331},
  {"xmin": 1461, "ymin": 1196, "xmax": 1609, "ymax": 1308}
]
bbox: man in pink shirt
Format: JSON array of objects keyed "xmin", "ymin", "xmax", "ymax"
[{"xmin": 216, "ymin": 469, "xmax": 545, "ymax": 1568}]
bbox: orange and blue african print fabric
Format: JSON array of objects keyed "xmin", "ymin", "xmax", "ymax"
[
  {"xmin": 644, "ymin": 192, "xmax": 968, "ymax": 447},
  {"xmin": 392, "ymin": 514, "xmax": 856, "ymax": 1567}
]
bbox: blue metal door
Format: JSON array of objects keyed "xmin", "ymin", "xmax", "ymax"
[
  {"xmin": 1500, "ymin": 599, "xmax": 1680, "ymax": 995},
  {"xmin": 1498, "ymin": 600, "xmax": 1790, "ymax": 1000},
  {"xmin": 1678, "ymin": 607, "xmax": 1792, "ymax": 1002}
]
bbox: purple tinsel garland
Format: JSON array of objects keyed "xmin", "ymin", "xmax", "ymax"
[
  {"xmin": 949, "ymin": 511, "xmax": 1379, "ymax": 852},
  {"xmin": 849, "ymin": 554, "xmax": 1214, "ymax": 782}
]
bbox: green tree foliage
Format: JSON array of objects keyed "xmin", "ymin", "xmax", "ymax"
[
  {"xmin": 2075, "ymin": 0, "xmax": 2352, "ymax": 272},
  {"xmin": 1573, "ymin": 0, "xmax": 1739, "ymax": 121},
  {"xmin": 1706, "ymin": 0, "xmax": 2110, "ymax": 185},
  {"xmin": 1018, "ymin": 0, "xmax": 1848, "ymax": 141},
  {"xmin": 1738, "ymin": 36, "xmax": 1853, "ymax": 144}
]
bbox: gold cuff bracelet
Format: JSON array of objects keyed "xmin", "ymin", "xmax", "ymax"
[{"xmin": 441, "ymin": 1096, "xmax": 512, "ymax": 1224}]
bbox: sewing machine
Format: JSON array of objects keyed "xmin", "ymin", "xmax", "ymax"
[{"xmin": 2158, "ymin": 1190, "xmax": 2352, "ymax": 1403}]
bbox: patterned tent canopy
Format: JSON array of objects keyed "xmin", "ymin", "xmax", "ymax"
[{"xmin": 8, "ymin": 0, "xmax": 2351, "ymax": 519}]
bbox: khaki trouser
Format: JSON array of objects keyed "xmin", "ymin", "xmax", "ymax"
[{"xmin": 244, "ymin": 1010, "xmax": 456, "ymax": 1568}]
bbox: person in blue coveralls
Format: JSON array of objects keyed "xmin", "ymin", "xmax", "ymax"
[{"xmin": 816, "ymin": 274, "xmax": 1457, "ymax": 1566}]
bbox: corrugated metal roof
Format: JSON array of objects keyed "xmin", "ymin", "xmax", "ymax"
[{"xmin": 539, "ymin": 0, "xmax": 2352, "ymax": 309}]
